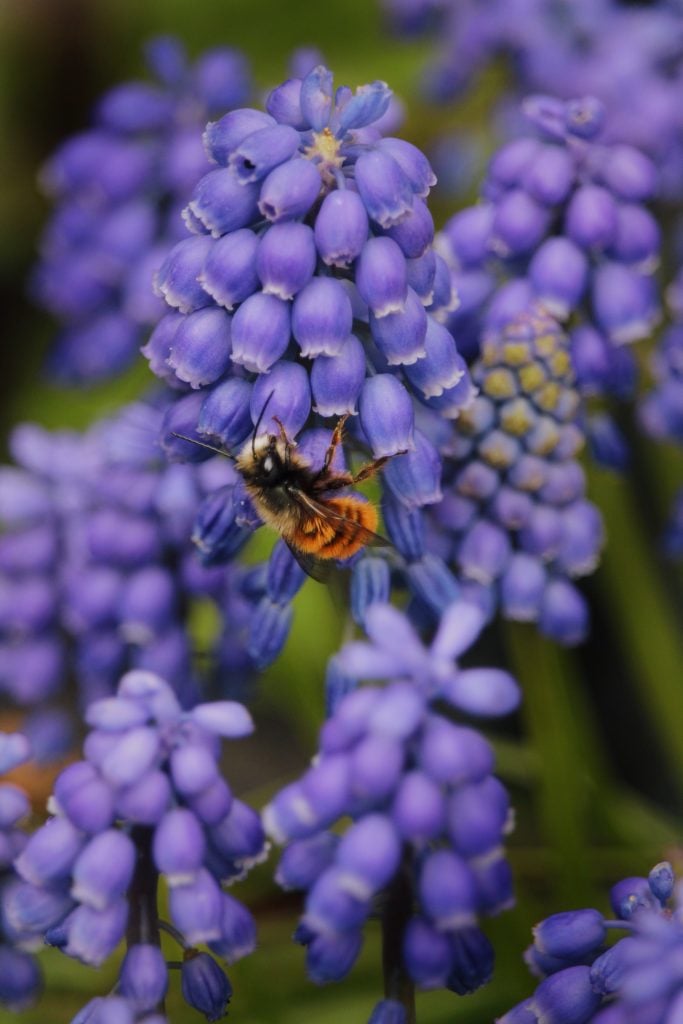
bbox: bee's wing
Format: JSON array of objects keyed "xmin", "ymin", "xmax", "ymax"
[{"xmin": 283, "ymin": 541, "xmax": 335, "ymax": 583}]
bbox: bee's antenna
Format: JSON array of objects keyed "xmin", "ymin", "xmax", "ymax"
[
  {"xmin": 251, "ymin": 389, "xmax": 276, "ymax": 459},
  {"xmin": 170, "ymin": 432, "xmax": 234, "ymax": 460}
]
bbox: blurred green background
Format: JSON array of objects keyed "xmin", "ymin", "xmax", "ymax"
[{"xmin": 1, "ymin": 0, "xmax": 683, "ymax": 1020}]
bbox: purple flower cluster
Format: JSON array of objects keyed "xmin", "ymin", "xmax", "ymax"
[
  {"xmin": 264, "ymin": 601, "xmax": 518, "ymax": 1005},
  {"xmin": 147, "ymin": 62, "xmax": 472, "ymax": 496},
  {"xmin": 0, "ymin": 733, "xmax": 42, "ymax": 1011},
  {"xmin": 499, "ymin": 860, "xmax": 683, "ymax": 1024},
  {"xmin": 5, "ymin": 670, "xmax": 263, "ymax": 1020},
  {"xmin": 384, "ymin": 0, "xmax": 683, "ymax": 197},
  {"xmin": 438, "ymin": 93, "xmax": 660, "ymax": 407},
  {"xmin": 428, "ymin": 308, "xmax": 604, "ymax": 644},
  {"xmin": 32, "ymin": 37, "xmax": 252, "ymax": 383},
  {"xmin": 0, "ymin": 398, "xmax": 261, "ymax": 709}
]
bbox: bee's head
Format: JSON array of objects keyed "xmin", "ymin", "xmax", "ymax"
[{"xmin": 236, "ymin": 430, "xmax": 290, "ymax": 485}]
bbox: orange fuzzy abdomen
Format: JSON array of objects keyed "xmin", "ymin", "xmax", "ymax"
[{"xmin": 292, "ymin": 497, "xmax": 378, "ymax": 560}]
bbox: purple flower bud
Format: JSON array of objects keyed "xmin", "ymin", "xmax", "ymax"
[
  {"xmin": 166, "ymin": 306, "xmax": 232, "ymax": 389},
  {"xmin": 404, "ymin": 319, "xmax": 467, "ymax": 399},
  {"xmin": 447, "ymin": 776, "xmax": 510, "ymax": 857},
  {"xmin": 292, "ymin": 277, "xmax": 353, "ymax": 357},
  {"xmin": 338, "ymin": 79, "xmax": 392, "ymax": 132},
  {"xmin": 170, "ymin": 868, "xmax": 223, "ymax": 943},
  {"xmin": 193, "ymin": 45, "xmax": 251, "ymax": 110},
  {"xmin": 500, "ymin": 554, "xmax": 546, "ymax": 621},
  {"xmin": 250, "ymin": 360, "xmax": 311, "ymax": 438},
  {"xmin": 258, "ymin": 158, "xmax": 321, "ymax": 222},
  {"xmin": 356, "ymin": 237, "xmax": 408, "ymax": 318},
  {"xmin": 304, "ymin": 866, "xmax": 371, "ymax": 932},
  {"xmin": 15, "ymin": 816, "xmax": 84, "ymax": 887},
  {"xmin": 349, "ymin": 733, "xmax": 405, "ymax": 802},
  {"xmin": 119, "ymin": 944, "xmax": 168, "ymax": 1013},
  {"xmin": 419, "ymin": 849, "xmax": 477, "ymax": 929},
  {"xmin": 406, "ymin": 249, "xmax": 436, "ymax": 303},
  {"xmin": 488, "ymin": 138, "xmax": 539, "ymax": 191},
  {"xmin": 359, "ymin": 375, "xmax": 414, "ymax": 457},
  {"xmin": 185, "ymin": 169, "xmax": 260, "ymax": 237},
  {"xmin": 314, "ymin": 188, "xmax": 369, "ymax": 267},
  {"xmin": 305, "ymin": 929, "xmax": 363, "ymax": 983},
  {"xmin": 458, "ymin": 520, "xmax": 511, "ymax": 584},
  {"xmin": 532, "ymin": 965, "xmax": 602, "ymax": 1024},
  {"xmin": 247, "ymin": 598, "xmax": 293, "ymax": 667},
  {"xmin": 199, "ymin": 377, "xmax": 253, "ymax": 449},
  {"xmin": 170, "ymin": 742, "xmax": 219, "ymax": 798},
  {"xmin": 528, "ymin": 238, "xmax": 588, "ymax": 319},
  {"xmin": 230, "ymin": 291, "xmax": 290, "ymax": 373},
  {"xmin": 492, "ymin": 189, "xmax": 551, "ymax": 256},
  {"xmin": 377, "ymin": 137, "xmax": 436, "ymax": 198},
  {"xmin": 276, "ymin": 833, "xmax": 339, "ymax": 891},
  {"xmin": 99, "ymin": 726, "xmax": 161, "ymax": 789},
  {"xmin": 565, "ymin": 185, "xmax": 618, "ymax": 251},
  {"xmin": 0, "ymin": 732, "xmax": 31, "ymax": 773},
  {"xmin": 160, "ymin": 392, "xmax": 211, "ymax": 463},
  {"xmin": 155, "ymin": 236, "xmax": 214, "ymax": 314},
  {"xmin": 564, "ymin": 97, "xmax": 604, "ymax": 139},
  {"xmin": 485, "ymin": 278, "xmax": 534, "ymax": 330},
  {"xmin": 336, "ymin": 814, "xmax": 401, "ymax": 895},
  {"xmin": 522, "ymin": 144, "xmax": 575, "ymax": 206},
  {"xmin": 115, "ymin": 770, "xmax": 171, "ymax": 826},
  {"xmin": 300, "ymin": 65, "xmax": 333, "ymax": 130},
  {"xmin": 533, "ymin": 910, "xmax": 606, "ymax": 960},
  {"xmin": 442, "ymin": 205, "xmax": 494, "ymax": 268},
  {"xmin": 383, "ymin": 429, "xmax": 442, "ymax": 509},
  {"xmin": 370, "ymin": 288, "xmax": 427, "ymax": 365},
  {"xmin": 207, "ymin": 891, "xmax": 257, "ymax": 963},
  {"xmin": 404, "ymin": 917, "xmax": 451, "ymax": 988},
  {"xmin": 266, "ymin": 78, "xmax": 306, "ymax": 128},
  {"xmin": 382, "ymin": 197, "xmax": 434, "ymax": 258},
  {"xmin": 313, "ymin": 335, "xmax": 368, "ymax": 415},
  {"xmin": 418, "ymin": 718, "xmax": 493, "ymax": 786},
  {"xmin": 369, "ymin": 999, "xmax": 408, "ymax": 1024},
  {"xmin": 181, "ymin": 951, "xmax": 232, "ymax": 1021},
  {"xmin": 610, "ymin": 204, "xmax": 660, "ymax": 266},
  {"xmin": 539, "ymin": 580, "xmax": 588, "ymax": 645},
  {"xmin": 141, "ymin": 313, "xmax": 186, "ymax": 389},
  {"xmin": 350, "ymin": 557, "xmax": 391, "ymax": 626},
  {"xmin": 65, "ymin": 898, "xmax": 128, "ymax": 966},
  {"xmin": 392, "ymin": 770, "xmax": 445, "ymax": 841},
  {"xmin": 648, "ymin": 861, "xmax": 674, "ymax": 903},
  {"xmin": 210, "ymin": 798, "xmax": 265, "ymax": 865},
  {"xmin": 71, "ymin": 829, "xmax": 136, "ymax": 910},
  {"xmin": 199, "ymin": 228, "xmax": 260, "ymax": 310},
  {"xmin": 153, "ymin": 808, "xmax": 206, "ymax": 883},
  {"xmin": 598, "ymin": 145, "xmax": 657, "ymax": 201},
  {"xmin": 229, "ymin": 124, "xmax": 301, "ymax": 183},
  {"xmin": 203, "ymin": 109, "xmax": 275, "ymax": 166},
  {"xmin": 355, "ymin": 150, "xmax": 414, "ymax": 228},
  {"xmin": 188, "ymin": 778, "xmax": 233, "ymax": 827},
  {"xmin": 0, "ymin": 947, "xmax": 42, "ymax": 1011},
  {"xmin": 53, "ymin": 761, "xmax": 115, "ymax": 833},
  {"xmin": 266, "ymin": 540, "xmax": 306, "ymax": 605},
  {"xmin": 592, "ymin": 262, "xmax": 658, "ymax": 344},
  {"xmin": 448, "ymin": 927, "xmax": 494, "ymax": 995},
  {"xmin": 190, "ymin": 702, "xmax": 253, "ymax": 739},
  {"xmin": 256, "ymin": 222, "xmax": 317, "ymax": 300}
]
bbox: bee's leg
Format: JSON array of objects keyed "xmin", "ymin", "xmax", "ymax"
[
  {"xmin": 351, "ymin": 455, "xmax": 390, "ymax": 484},
  {"xmin": 272, "ymin": 416, "xmax": 294, "ymax": 468},
  {"xmin": 321, "ymin": 415, "xmax": 349, "ymax": 474}
]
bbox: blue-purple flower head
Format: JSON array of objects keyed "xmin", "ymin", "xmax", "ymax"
[
  {"xmin": 147, "ymin": 62, "xmax": 472, "ymax": 499},
  {"xmin": 499, "ymin": 860, "xmax": 683, "ymax": 1024},
  {"xmin": 438, "ymin": 93, "xmax": 661, "ymax": 405},
  {"xmin": 264, "ymin": 599, "xmax": 517, "ymax": 999},
  {"xmin": 32, "ymin": 37, "xmax": 252, "ymax": 383},
  {"xmin": 426, "ymin": 307, "xmax": 604, "ymax": 644},
  {"xmin": 6, "ymin": 670, "xmax": 262, "ymax": 1016}
]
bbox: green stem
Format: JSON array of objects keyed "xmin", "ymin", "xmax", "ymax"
[{"xmin": 381, "ymin": 865, "xmax": 416, "ymax": 1024}]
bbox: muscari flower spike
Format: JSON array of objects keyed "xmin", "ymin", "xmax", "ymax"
[
  {"xmin": 0, "ymin": 396, "xmax": 264, "ymax": 709},
  {"xmin": 32, "ymin": 36, "xmax": 252, "ymax": 383},
  {"xmin": 5, "ymin": 670, "xmax": 263, "ymax": 1021},
  {"xmin": 264, "ymin": 600, "xmax": 518, "ymax": 1011},
  {"xmin": 437, "ymin": 91, "xmax": 660, "ymax": 465},
  {"xmin": 499, "ymin": 859, "xmax": 683, "ymax": 1024}
]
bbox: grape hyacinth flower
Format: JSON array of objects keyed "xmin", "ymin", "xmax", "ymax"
[
  {"xmin": 264, "ymin": 600, "xmax": 518, "ymax": 1012},
  {"xmin": 0, "ymin": 397, "xmax": 263, "ymax": 708},
  {"xmin": 0, "ymin": 734, "xmax": 42, "ymax": 1011},
  {"xmin": 32, "ymin": 37, "xmax": 252, "ymax": 382},
  {"xmin": 429, "ymin": 307, "xmax": 604, "ymax": 644},
  {"xmin": 499, "ymin": 859, "xmax": 683, "ymax": 1024},
  {"xmin": 437, "ymin": 93, "xmax": 661, "ymax": 411},
  {"xmin": 6, "ymin": 670, "xmax": 263, "ymax": 1019}
]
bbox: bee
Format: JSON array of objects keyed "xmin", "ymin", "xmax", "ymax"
[{"xmin": 173, "ymin": 405, "xmax": 394, "ymax": 580}]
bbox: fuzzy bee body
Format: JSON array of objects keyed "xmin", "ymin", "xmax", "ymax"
[{"xmin": 235, "ymin": 421, "xmax": 386, "ymax": 574}]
